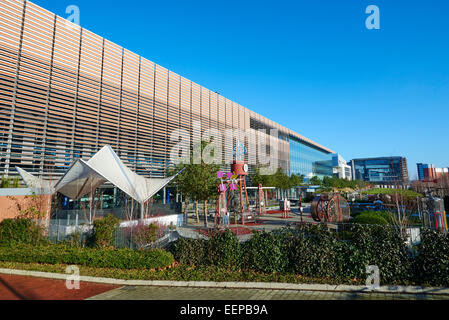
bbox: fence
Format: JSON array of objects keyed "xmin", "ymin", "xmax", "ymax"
[
  {"xmin": 52, "ymin": 202, "xmax": 182, "ymax": 221},
  {"xmin": 43, "ymin": 217, "xmax": 179, "ymax": 249}
]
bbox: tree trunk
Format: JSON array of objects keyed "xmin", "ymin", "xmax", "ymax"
[
  {"xmin": 89, "ymin": 191, "xmax": 93, "ymax": 225},
  {"xmin": 204, "ymin": 200, "xmax": 208, "ymax": 228},
  {"xmin": 265, "ymin": 190, "xmax": 268, "ymax": 207},
  {"xmin": 184, "ymin": 197, "xmax": 188, "ymax": 225},
  {"xmin": 195, "ymin": 200, "xmax": 199, "ymax": 223}
]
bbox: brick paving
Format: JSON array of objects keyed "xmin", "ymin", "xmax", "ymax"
[
  {"xmin": 87, "ymin": 285, "xmax": 449, "ymax": 300},
  {"xmin": 0, "ymin": 274, "xmax": 119, "ymax": 300}
]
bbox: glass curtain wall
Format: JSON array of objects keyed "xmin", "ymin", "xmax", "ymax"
[
  {"xmin": 289, "ymin": 136, "xmax": 332, "ymax": 179},
  {"xmin": 353, "ymin": 158, "xmax": 402, "ymax": 183}
]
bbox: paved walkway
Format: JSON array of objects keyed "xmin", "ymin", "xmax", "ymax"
[
  {"xmin": 88, "ymin": 285, "xmax": 449, "ymax": 300},
  {"xmin": 0, "ymin": 274, "xmax": 119, "ymax": 300},
  {"xmin": 1, "ymin": 269, "xmax": 448, "ymax": 300},
  {"xmin": 183, "ymin": 205, "xmax": 316, "ymax": 237}
]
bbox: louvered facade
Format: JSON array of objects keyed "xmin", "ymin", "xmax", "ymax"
[{"xmin": 0, "ymin": 0, "xmax": 334, "ymax": 181}]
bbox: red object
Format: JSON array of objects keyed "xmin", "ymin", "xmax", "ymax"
[
  {"xmin": 230, "ymin": 220, "xmax": 265, "ymax": 226},
  {"xmin": 231, "ymin": 160, "xmax": 248, "ymax": 176},
  {"xmin": 422, "ymin": 179, "xmax": 438, "ymax": 184},
  {"xmin": 265, "ymin": 210, "xmax": 284, "ymax": 214},
  {"xmin": 0, "ymin": 274, "xmax": 118, "ymax": 300}
]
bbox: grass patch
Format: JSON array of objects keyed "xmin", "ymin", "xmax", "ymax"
[
  {"xmin": 362, "ymin": 188, "xmax": 423, "ymax": 199},
  {"xmin": 0, "ymin": 244, "xmax": 174, "ymax": 270},
  {"xmin": 0, "ymin": 261, "xmax": 366, "ymax": 286}
]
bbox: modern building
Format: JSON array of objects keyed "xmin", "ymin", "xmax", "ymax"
[
  {"xmin": 417, "ymin": 163, "xmax": 449, "ymax": 181},
  {"xmin": 0, "ymin": 0, "xmax": 334, "ymax": 187},
  {"xmin": 349, "ymin": 157, "xmax": 409, "ymax": 186},
  {"xmin": 332, "ymin": 154, "xmax": 352, "ymax": 180},
  {"xmin": 417, "ymin": 163, "xmax": 434, "ymax": 180}
]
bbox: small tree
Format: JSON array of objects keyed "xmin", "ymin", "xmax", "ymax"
[
  {"xmin": 271, "ymin": 168, "xmax": 291, "ymax": 199},
  {"xmin": 249, "ymin": 167, "xmax": 273, "ymax": 186},
  {"xmin": 80, "ymin": 176, "xmax": 103, "ymax": 226},
  {"xmin": 1, "ymin": 176, "xmax": 10, "ymax": 188},
  {"xmin": 169, "ymin": 141, "xmax": 220, "ymax": 227},
  {"xmin": 290, "ymin": 174, "xmax": 304, "ymax": 187},
  {"xmin": 309, "ymin": 176, "xmax": 322, "ymax": 186}
]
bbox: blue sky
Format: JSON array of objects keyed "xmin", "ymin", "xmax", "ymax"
[{"xmin": 35, "ymin": 0, "xmax": 449, "ymax": 180}]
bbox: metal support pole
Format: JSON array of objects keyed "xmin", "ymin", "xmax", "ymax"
[
  {"xmin": 130, "ymin": 224, "xmax": 133, "ymax": 249},
  {"xmin": 57, "ymin": 219, "xmax": 60, "ymax": 242}
]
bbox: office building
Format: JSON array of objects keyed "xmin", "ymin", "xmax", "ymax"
[
  {"xmin": 350, "ymin": 157, "xmax": 409, "ymax": 186},
  {"xmin": 0, "ymin": 0, "xmax": 334, "ymax": 184},
  {"xmin": 417, "ymin": 163, "xmax": 449, "ymax": 181},
  {"xmin": 332, "ymin": 154, "xmax": 352, "ymax": 180}
]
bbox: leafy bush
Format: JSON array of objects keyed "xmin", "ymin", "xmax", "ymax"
[
  {"xmin": 351, "ymin": 212, "xmax": 389, "ymax": 225},
  {"xmin": 241, "ymin": 230, "xmax": 287, "ymax": 273},
  {"xmin": 168, "ymin": 223, "xmax": 413, "ymax": 285},
  {"xmin": 93, "ymin": 214, "xmax": 119, "ymax": 248},
  {"xmin": 362, "ymin": 188, "xmax": 423, "ymax": 199},
  {"xmin": 0, "ymin": 244, "xmax": 174, "ymax": 269},
  {"xmin": 132, "ymin": 223, "xmax": 159, "ymax": 249},
  {"xmin": 0, "ymin": 176, "xmax": 10, "ymax": 188},
  {"xmin": 0, "ymin": 219, "xmax": 45, "ymax": 246},
  {"xmin": 345, "ymin": 224, "xmax": 412, "ymax": 283},
  {"xmin": 285, "ymin": 224, "xmax": 339, "ymax": 278},
  {"xmin": 206, "ymin": 229, "xmax": 242, "ymax": 270},
  {"xmin": 168, "ymin": 237, "xmax": 207, "ymax": 266},
  {"xmin": 413, "ymin": 229, "xmax": 449, "ymax": 286}
]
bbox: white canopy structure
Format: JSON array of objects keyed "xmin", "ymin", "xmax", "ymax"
[
  {"xmin": 17, "ymin": 145, "xmax": 184, "ymax": 219},
  {"xmin": 16, "ymin": 167, "xmax": 57, "ymax": 194}
]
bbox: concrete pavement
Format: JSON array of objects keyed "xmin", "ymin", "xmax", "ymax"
[
  {"xmin": 1, "ymin": 268, "xmax": 449, "ymax": 300},
  {"xmin": 87, "ymin": 285, "xmax": 449, "ymax": 300}
]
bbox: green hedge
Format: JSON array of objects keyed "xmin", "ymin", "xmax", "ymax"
[
  {"xmin": 168, "ymin": 237, "xmax": 207, "ymax": 266},
  {"xmin": 413, "ymin": 229, "xmax": 449, "ymax": 286},
  {"xmin": 0, "ymin": 244, "xmax": 174, "ymax": 269},
  {"xmin": 351, "ymin": 212, "xmax": 389, "ymax": 225},
  {"xmin": 206, "ymin": 229, "xmax": 241, "ymax": 270},
  {"xmin": 169, "ymin": 229, "xmax": 241, "ymax": 270},
  {"xmin": 0, "ymin": 219, "xmax": 46, "ymax": 246},
  {"xmin": 285, "ymin": 224, "xmax": 340, "ymax": 278},
  {"xmin": 93, "ymin": 214, "xmax": 119, "ymax": 248},
  {"xmin": 241, "ymin": 230, "xmax": 287, "ymax": 273},
  {"xmin": 343, "ymin": 224, "xmax": 412, "ymax": 283},
  {"xmin": 169, "ymin": 224, "xmax": 414, "ymax": 285}
]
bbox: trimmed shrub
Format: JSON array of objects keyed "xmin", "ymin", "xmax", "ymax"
[
  {"xmin": 286, "ymin": 224, "xmax": 339, "ymax": 278},
  {"xmin": 413, "ymin": 229, "xmax": 449, "ymax": 286},
  {"xmin": 93, "ymin": 214, "xmax": 119, "ymax": 248},
  {"xmin": 0, "ymin": 218, "xmax": 45, "ymax": 246},
  {"xmin": 241, "ymin": 230, "xmax": 287, "ymax": 273},
  {"xmin": 168, "ymin": 237, "xmax": 207, "ymax": 266},
  {"xmin": 132, "ymin": 223, "xmax": 159, "ymax": 249},
  {"xmin": 168, "ymin": 224, "xmax": 413, "ymax": 285},
  {"xmin": 0, "ymin": 244, "xmax": 174, "ymax": 269},
  {"xmin": 345, "ymin": 224, "xmax": 412, "ymax": 283},
  {"xmin": 351, "ymin": 212, "xmax": 389, "ymax": 225},
  {"xmin": 206, "ymin": 229, "xmax": 242, "ymax": 270}
]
